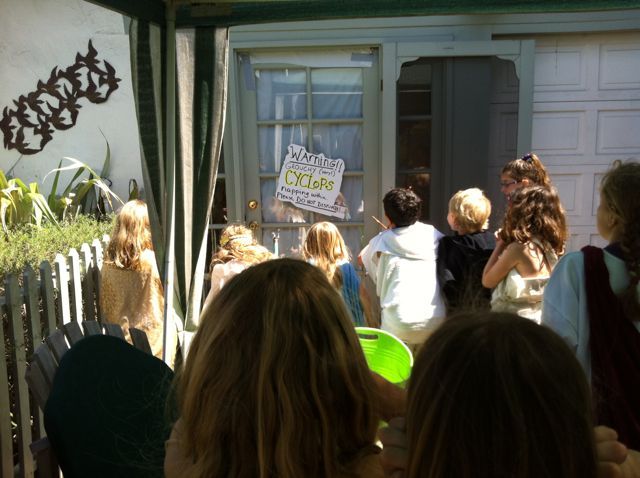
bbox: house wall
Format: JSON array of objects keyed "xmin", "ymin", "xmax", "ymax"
[
  {"xmin": 0, "ymin": 0, "xmax": 142, "ymax": 201},
  {"xmin": 229, "ymin": 12, "xmax": 640, "ymax": 252},
  {"xmin": 487, "ymin": 32, "xmax": 640, "ymax": 251}
]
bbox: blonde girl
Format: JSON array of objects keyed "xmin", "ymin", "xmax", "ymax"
[
  {"xmin": 482, "ymin": 186, "xmax": 567, "ymax": 322},
  {"xmin": 205, "ymin": 223, "xmax": 273, "ymax": 304},
  {"xmin": 500, "ymin": 152, "xmax": 552, "ymax": 204},
  {"xmin": 543, "ymin": 160, "xmax": 640, "ymax": 450},
  {"xmin": 303, "ymin": 221, "xmax": 370, "ymax": 326},
  {"xmin": 165, "ymin": 258, "xmax": 385, "ymax": 478},
  {"xmin": 101, "ymin": 200, "xmax": 176, "ymax": 364}
]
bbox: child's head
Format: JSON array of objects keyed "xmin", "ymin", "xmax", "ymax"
[
  {"xmin": 177, "ymin": 258, "xmax": 377, "ymax": 477},
  {"xmin": 383, "ymin": 188, "xmax": 422, "ymax": 227},
  {"xmin": 106, "ymin": 200, "xmax": 152, "ymax": 269},
  {"xmin": 501, "ymin": 153, "xmax": 551, "ymax": 201},
  {"xmin": 499, "ymin": 185, "xmax": 567, "ymax": 254},
  {"xmin": 599, "ymin": 159, "xmax": 640, "ymax": 318},
  {"xmin": 405, "ymin": 311, "xmax": 597, "ymax": 478},
  {"xmin": 302, "ymin": 222, "xmax": 350, "ymax": 285},
  {"xmin": 212, "ymin": 223, "xmax": 272, "ymax": 266},
  {"xmin": 447, "ymin": 188, "xmax": 491, "ymax": 234}
]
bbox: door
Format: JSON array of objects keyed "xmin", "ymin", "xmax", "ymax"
[
  {"xmin": 237, "ymin": 48, "xmax": 380, "ymax": 259},
  {"xmin": 383, "ymin": 40, "xmax": 535, "ymax": 232}
]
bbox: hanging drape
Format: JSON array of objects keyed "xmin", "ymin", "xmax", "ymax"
[{"xmin": 129, "ymin": 19, "xmax": 229, "ymax": 337}]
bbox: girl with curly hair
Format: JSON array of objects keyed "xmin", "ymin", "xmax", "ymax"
[
  {"xmin": 482, "ymin": 186, "xmax": 567, "ymax": 322},
  {"xmin": 500, "ymin": 152, "xmax": 552, "ymax": 204},
  {"xmin": 204, "ymin": 223, "xmax": 273, "ymax": 304},
  {"xmin": 101, "ymin": 200, "xmax": 177, "ymax": 364},
  {"xmin": 543, "ymin": 160, "xmax": 640, "ymax": 450}
]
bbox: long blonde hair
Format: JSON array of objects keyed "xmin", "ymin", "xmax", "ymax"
[
  {"xmin": 105, "ymin": 200, "xmax": 152, "ymax": 269},
  {"xmin": 211, "ymin": 224, "xmax": 272, "ymax": 267},
  {"xmin": 302, "ymin": 222, "xmax": 350, "ymax": 286},
  {"xmin": 175, "ymin": 259, "xmax": 378, "ymax": 478}
]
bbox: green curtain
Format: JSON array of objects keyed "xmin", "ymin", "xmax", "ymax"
[{"xmin": 129, "ymin": 19, "xmax": 229, "ymax": 337}]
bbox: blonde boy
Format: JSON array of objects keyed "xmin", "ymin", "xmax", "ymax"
[{"xmin": 437, "ymin": 188, "xmax": 495, "ymax": 312}]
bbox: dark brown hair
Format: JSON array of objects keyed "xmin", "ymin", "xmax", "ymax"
[
  {"xmin": 502, "ymin": 152, "xmax": 552, "ymax": 188},
  {"xmin": 499, "ymin": 185, "xmax": 567, "ymax": 255},
  {"xmin": 600, "ymin": 160, "xmax": 640, "ymax": 320},
  {"xmin": 383, "ymin": 188, "xmax": 422, "ymax": 227},
  {"xmin": 406, "ymin": 311, "xmax": 597, "ymax": 478}
]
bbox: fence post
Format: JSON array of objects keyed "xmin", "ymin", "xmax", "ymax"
[
  {"xmin": 93, "ymin": 238, "xmax": 106, "ymax": 322},
  {"xmin": 39, "ymin": 261, "xmax": 58, "ymax": 335},
  {"xmin": 54, "ymin": 254, "xmax": 71, "ymax": 325},
  {"xmin": 68, "ymin": 248, "xmax": 83, "ymax": 323},
  {"xmin": 0, "ymin": 283, "xmax": 14, "ymax": 478},
  {"xmin": 23, "ymin": 265, "xmax": 46, "ymax": 439},
  {"xmin": 6, "ymin": 274, "xmax": 35, "ymax": 477},
  {"xmin": 80, "ymin": 243, "xmax": 97, "ymax": 322}
]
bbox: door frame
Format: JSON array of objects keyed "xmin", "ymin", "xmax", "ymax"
[{"xmin": 380, "ymin": 39, "xmax": 535, "ymax": 226}]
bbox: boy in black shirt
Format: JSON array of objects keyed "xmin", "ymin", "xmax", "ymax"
[{"xmin": 437, "ymin": 188, "xmax": 495, "ymax": 313}]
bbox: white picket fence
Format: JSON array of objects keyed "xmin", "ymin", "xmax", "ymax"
[{"xmin": 0, "ymin": 237, "xmax": 109, "ymax": 478}]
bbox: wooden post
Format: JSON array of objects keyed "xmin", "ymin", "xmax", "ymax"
[
  {"xmin": 23, "ymin": 265, "xmax": 46, "ymax": 439},
  {"xmin": 68, "ymin": 248, "xmax": 83, "ymax": 323},
  {"xmin": 54, "ymin": 254, "xmax": 71, "ymax": 325},
  {"xmin": 0, "ymin": 281, "xmax": 14, "ymax": 478},
  {"xmin": 6, "ymin": 274, "xmax": 35, "ymax": 477},
  {"xmin": 39, "ymin": 261, "xmax": 58, "ymax": 334},
  {"xmin": 93, "ymin": 238, "xmax": 105, "ymax": 322},
  {"xmin": 80, "ymin": 243, "xmax": 96, "ymax": 322}
]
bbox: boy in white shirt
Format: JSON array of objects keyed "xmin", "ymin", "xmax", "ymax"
[{"xmin": 359, "ymin": 188, "xmax": 445, "ymax": 349}]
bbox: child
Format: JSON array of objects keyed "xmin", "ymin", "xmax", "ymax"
[
  {"xmin": 100, "ymin": 200, "xmax": 177, "ymax": 364},
  {"xmin": 204, "ymin": 224, "xmax": 272, "ymax": 305},
  {"xmin": 542, "ymin": 160, "xmax": 640, "ymax": 450},
  {"xmin": 303, "ymin": 221, "xmax": 370, "ymax": 326},
  {"xmin": 500, "ymin": 152, "xmax": 552, "ymax": 204},
  {"xmin": 394, "ymin": 312, "xmax": 598, "ymax": 478},
  {"xmin": 165, "ymin": 259, "xmax": 388, "ymax": 478},
  {"xmin": 437, "ymin": 188, "xmax": 495, "ymax": 313},
  {"xmin": 482, "ymin": 186, "xmax": 567, "ymax": 323},
  {"xmin": 359, "ymin": 188, "xmax": 445, "ymax": 348}
]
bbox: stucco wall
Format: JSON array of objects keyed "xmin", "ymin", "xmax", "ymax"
[{"xmin": 0, "ymin": 0, "xmax": 142, "ymax": 202}]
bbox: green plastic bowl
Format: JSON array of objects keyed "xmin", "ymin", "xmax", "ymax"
[{"xmin": 355, "ymin": 327, "xmax": 413, "ymax": 385}]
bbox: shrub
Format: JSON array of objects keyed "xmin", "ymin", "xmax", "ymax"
[{"xmin": 0, "ymin": 214, "xmax": 114, "ymax": 283}]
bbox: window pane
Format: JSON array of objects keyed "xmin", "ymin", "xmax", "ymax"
[
  {"xmin": 256, "ymin": 69, "xmax": 307, "ymax": 121},
  {"xmin": 398, "ymin": 120, "xmax": 431, "ymax": 170},
  {"xmin": 260, "ymin": 179, "xmax": 311, "ymax": 223},
  {"xmin": 338, "ymin": 226, "xmax": 363, "ymax": 263},
  {"xmin": 398, "ymin": 62, "xmax": 432, "ymax": 116},
  {"xmin": 258, "ymin": 124, "xmax": 308, "ymax": 173},
  {"xmin": 314, "ymin": 176, "xmax": 363, "ymax": 223},
  {"xmin": 396, "ymin": 173, "xmax": 430, "ymax": 222},
  {"xmin": 262, "ymin": 227, "xmax": 307, "ymax": 258},
  {"xmin": 311, "ymin": 69, "xmax": 363, "ymax": 119},
  {"xmin": 312, "ymin": 124, "xmax": 363, "ymax": 170}
]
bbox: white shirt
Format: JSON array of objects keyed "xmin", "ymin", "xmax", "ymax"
[{"xmin": 360, "ymin": 222, "xmax": 445, "ymax": 345}]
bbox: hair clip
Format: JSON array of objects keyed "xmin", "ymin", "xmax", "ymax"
[{"xmin": 521, "ymin": 153, "xmax": 533, "ymax": 163}]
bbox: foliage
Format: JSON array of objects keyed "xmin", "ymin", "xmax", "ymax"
[
  {"xmin": 0, "ymin": 214, "xmax": 114, "ymax": 283},
  {"xmin": 1, "ymin": 135, "xmax": 125, "ymax": 233},
  {"xmin": 0, "ymin": 170, "xmax": 59, "ymax": 232},
  {"xmin": 44, "ymin": 137, "xmax": 124, "ymax": 221}
]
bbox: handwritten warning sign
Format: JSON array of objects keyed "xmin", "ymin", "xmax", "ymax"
[{"xmin": 275, "ymin": 144, "xmax": 348, "ymax": 219}]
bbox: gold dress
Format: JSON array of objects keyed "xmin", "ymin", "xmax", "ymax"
[{"xmin": 100, "ymin": 249, "xmax": 176, "ymax": 366}]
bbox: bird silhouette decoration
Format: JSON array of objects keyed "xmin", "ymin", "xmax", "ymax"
[{"xmin": 0, "ymin": 41, "xmax": 121, "ymax": 155}]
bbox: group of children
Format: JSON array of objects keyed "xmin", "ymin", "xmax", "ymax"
[{"xmin": 97, "ymin": 154, "xmax": 640, "ymax": 477}]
